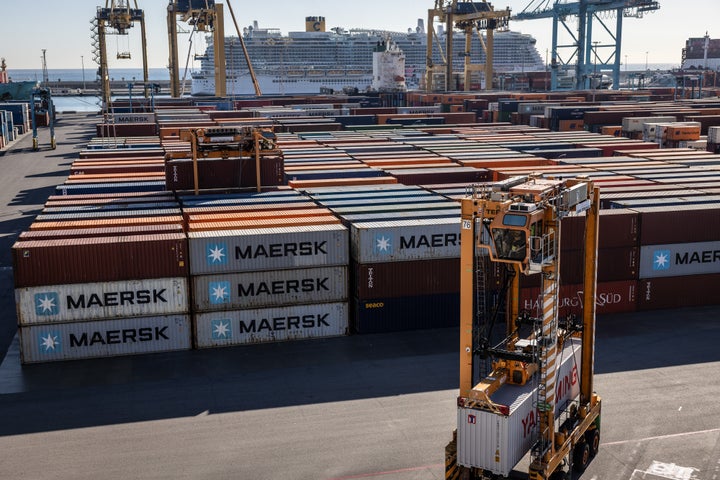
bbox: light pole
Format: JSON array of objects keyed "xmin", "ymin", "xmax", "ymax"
[
  {"xmin": 625, "ymin": 54, "xmax": 628, "ymax": 72},
  {"xmin": 645, "ymin": 51, "xmax": 648, "ymax": 71},
  {"xmin": 81, "ymin": 55, "xmax": 86, "ymax": 92}
]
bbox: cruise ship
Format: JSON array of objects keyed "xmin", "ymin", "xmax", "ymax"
[{"xmin": 190, "ymin": 16, "xmax": 546, "ymax": 96}]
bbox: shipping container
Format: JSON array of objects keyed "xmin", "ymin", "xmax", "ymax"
[
  {"xmin": 192, "ymin": 266, "xmax": 347, "ymax": 311},
  {"xmin": 13, "ymin": 234, "xmax": 188, "ymax": 288},
  {"xmin": 188, "ymin": 224, "xmax": 349, "ymax": 275},
  {"xmin": 354, "ymin": 258, "xmax": 460, "ymax": 299},
  {"xmin": 352, "ymin": 292, "xmax": 459, "ymax": 333},
  {"xmin": 639, "ymin": 240, "xmax": 720, "ymax": 278},
  {"xmin": 194, "ymin": 302, "xmax": 348, "ymax": 347},
  {"xmin": 519, "ymin": 280, "xmax": 637, "ymax": 316},
  {"xmin": 637, "ymin": 205, "xmax": 720, "ymax": 245},
  {"xmin": 457, "ymin": 338, "xmax": 581, "ymax": 476},
  {"xmin": 350, "ymin": 218, "xmax": 460, "ymax": 263},
  {"xmin": 19, "ymin": 314, "xmax": 192, "ymax": 364},
  {"xmin": 16, "ymin": 277, "xmax": 189, "ymax": 325},
  {"xmin": 637, "ymin": 273, "xmax": 720, "ymax": 310}
]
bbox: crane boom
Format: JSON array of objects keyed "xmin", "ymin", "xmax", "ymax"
[{"xmin": 512, "ymin": 0, "xmax": 659, "ymax": 90}]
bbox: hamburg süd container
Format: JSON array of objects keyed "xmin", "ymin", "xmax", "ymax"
[
  {"xmin": 194, "ymin": 302, "xmax": 348, "ymax": 347},
  {"xmin": 19, "ymin": 314, "xmax": 192, "ymax": 364},
  {"xmin": 457, "ymin": 338, "xmax": 582, "ymax": 476},
  {"xmin": 192, "ymin": 266, "xmax": 347, "ymax": 311},
  {"xmin": 15, "ymin": 277, "xmax": 189, "ymax": 325},
  {"xmin": 520, "ymin": 280, "xmax": 637, "ymax": 316},
  {"xmin": 350, "ymin": 218, "xmax": 460, "ymax": 263},
  {"xmin": 188, "ymin": 224, "xmax": 349, "ymax": 275}
]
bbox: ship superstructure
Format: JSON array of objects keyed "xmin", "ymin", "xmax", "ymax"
[{"xmin": 190, "ymin": 17, "xmax": 545, "ymax": 95}]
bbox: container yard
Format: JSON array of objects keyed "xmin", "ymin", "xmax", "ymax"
[{"xmin": 2, "ymin": 1, "xmax": 720, "ymax": 478}]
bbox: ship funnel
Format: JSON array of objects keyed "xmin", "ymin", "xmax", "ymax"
[
  {"xmin": 417, "ymin": 19, "xmax": 425, "ymax": 34},
  {"xmin": 253, "ymin": 20, "xmax": 258, "ymax": 30},
  {"xmin": 306, "ymin": 16, "xmax": 326, "ymax": 32}
]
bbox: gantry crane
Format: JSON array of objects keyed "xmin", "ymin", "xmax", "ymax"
[
  {"xmin": 445, "ymin": 174, "xmax": 601, "ymax": 479},
  {"xmin": 168, "ymin": 0, "xmax": 260, "ymax": 98},
  {"xmin": 94, "ymin": 1, "xmax": 149, "ymax": 108},
  {"xmin": 426, "ymin": 1, "xmax": 511, "ymax": 92},
  {"xmin": 513, "ymin": 0, "xmax": 660, "ymax": 90}
]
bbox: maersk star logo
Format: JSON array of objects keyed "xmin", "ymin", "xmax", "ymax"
[
  {"xmin": 34, "ymin": 292, "xmax": 59, "ymax": 316},
  {"xmin": 38, "ymin": 332, "xmax": 61, "ymax": 353},
  {"xmin": 653, "ymin": 249, "xmax": 671, "ymax": 271},
  {"xmin": 211, "ymin": 319, "xmax": 232, "ymax": 340},
  {"xmin": 209, "ymin": 281, "xmax": 231, "ymax": 304},
  {"xmin": 206, "ymin": 243, "xmax": 228, "ymax": 265},
  {"xmin": 373, "ymin": 233, "xmax": 393, "ymax": 255}
]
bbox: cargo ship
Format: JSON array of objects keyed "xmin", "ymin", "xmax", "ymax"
[
  {"xmin": 190, "ymin": 16, "xmax": 545, "ymax": 95},
  {"xmin": 0, "ymin": 58, "xmax": 37, "ymax": 100},
  {"xmin": 681, "ymin": 33, "xmax": 720, "ymax": 70}
]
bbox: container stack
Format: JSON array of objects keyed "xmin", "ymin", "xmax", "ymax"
[
  {"xmin": 13, "ymin": 192, "xmax": 191, "ymax": 363},
  {"xmin": 303, "ymin": 184, "xmax": 461, "ymax": 333},
  {"xmin": 636, "ymin": 204, "xmax": 720, "ymax": 310},
  {"xmin": 709, "ymin": 126, "xmax": 720, "ymax": 154},
  {"xmin": 181, "ymin": 190, "xmax": 351, "ymax": 347}
]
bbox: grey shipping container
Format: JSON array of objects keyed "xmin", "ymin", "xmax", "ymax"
[
  {"xmin": 194, "ymin": 302, "xmax": 348, "ymax": 347},
  {"xmin": 15, "ymin": 277, "xmax": 189, "ymax": 325},
  {"xmin": 19, "ymin": 314, "xmax": 191, "ymax": 364},
  {"xmin": 351, "ymin": 218, "xmax": 460, "ymax": 263},
  {"xmin": 192, "ymin": 266, "xmax": 347, "ymax": 311},
  {"xmin": 457, "ymin": 338, "xmax": 582, "ymax": 476},
  {"xmin": 639, "ymin": 240, "xmax": 720, "ymax": 278},
  {"xmin": 188, "ymin": 224, "xmax": 349, "ymax": 275}
]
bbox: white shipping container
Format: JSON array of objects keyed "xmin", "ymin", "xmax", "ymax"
[
  {"xmin": 194, "ymin": 302, "xmax": 348, "ymax": 347},
  {"xmin": 621, "ymin": 116, "xmax": 676, "ymax": 133},
  {"xmin": 351, "ymin": 218, "xmax": 460, "ymax": 263},
  {"xmin": 19, "ymin": 314, "xmax": 191, "ymax": 364},
  {"xmin": 639, "ymin": 240, "xmax": 720, "ymax": 278},
  {"xmin": 457, "ymin": 338, "xmax": 582, "ymax": 476},
  {"xmin": 708, "ymin": 126, "xmax": 720, "ymax": 144},
  {"xmin": 192, "ymin": 265, "xmax": 348, "ymax": 311},
  {"xmin": 15, "ymin": 277, "xmax": 189, "ymax": 325},
  {"xmin": 188, "ymin": 224, "xmax": 349, "ymax": 275}
]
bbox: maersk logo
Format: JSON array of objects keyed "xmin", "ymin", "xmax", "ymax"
[
  {"xmin": 206, "ymin": 243, "xmax": 228, "ymax": 265},
  {"xmin": 653, "ymin": 250, "xmax": 671, "ymax": 271},
  {"xmin": 38, "ymin": 331, "xmax": 61, "ymax": 353},
  {"xmin": 209, "ymin": 281, "xmax": 231, "ymax": 304},
  {"xmin": 211, "ymin": 319, "xmax": 232, "ymax": 339},
  {"xmin": 374, "ymin": 233, "xmax": 393, "ymax": 255},
  {"xmin": 35, "ymin": 292, "xmax": 60, "ymax": 316}
]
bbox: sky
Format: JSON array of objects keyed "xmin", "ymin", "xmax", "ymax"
[{"xmin": 0, "ymin": 0, "xmax": 715, "ymax": 71}]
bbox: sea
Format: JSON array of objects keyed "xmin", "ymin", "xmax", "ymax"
[{"xmin": 9, "ymin": 65, "xmax": 682, "ymax": 113}]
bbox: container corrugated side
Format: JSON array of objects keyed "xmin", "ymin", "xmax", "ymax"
[
  {"xmin": 354, "ymin": 258, "xmax": 459, "ymax": 299},
  {"xmin": 188, "ymin": 224, "xmax": 349, "ymax": 275},
  {"xmin": 350, "ymin": 218, "xmax": 460, "ymax": 263},
  {"xmin": 192, "ymin": 266, "xmax": 347, "ymax": 311},
  {"xmin": 19, "ymin": 314, "xmax": 191, "ymax": 364},
  {"xmin": 16, "ymin": 277, "xmax": 189, "ymax": 325},
  {"xmin": 638, "ymin": 273, "xmax": 720, "ymax": 310},
  {"xmin": 457, "ymin": 338, "xmax": 582, "ymax": 475},
  {"xmin": 520, "ymin": 280, "xmax": 637, "ymax": 315},
  {"xmin": 12, "ymin": 234, "xmax": 188, "ymax": 288},
  {"xmin": 639, "ymin": 240, "xmax": 720, "ymax": 278},
  {"xmin": 352, "ymin": 293, "xmax": 459, "ymax": 333},
  {"xmin": 194, "ymin": 302, "xmax": 348, "ymax": 347}
]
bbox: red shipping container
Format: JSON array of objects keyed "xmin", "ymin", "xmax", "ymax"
[
  {"xmin": 638, "ymin": 205, "xmax": 720, "ymax": 245},
  {"xmin": 165, "ymin": 156, "xmax": 284, "ymax": 190},
  {"xmin": 520, "ymin": 280, "xmax": 637, "ymax": 316},
  {"xmin": 12, "ymin": 233, "xmax": 188, "ymax": 287},
  {"xmin": 637, "ymin": 274, "xmax": 720, "ymax": 310},
  {"xmin": 354, "ymin": 258, "xmax": 460, "ymax": 300}
]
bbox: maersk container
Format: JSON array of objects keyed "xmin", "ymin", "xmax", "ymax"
[
  {"xmin": 639, "ymin": 240, "xmax": 720, "ymax": 279},
  {"xmin": 16, "ymin": 277, "xmax": 189, "ymax": 325},
  {"xmin": 192, "ymin": 266, "xmax": 347, "ymax": 311},
  {"xmin": 457, "ymin": 338, "xmax": 582, "ymax": 476},
  {"xmin": 188, "ymin": 224, "xmax": 349, "ymax": 275},
  {"xmin": 19, "ymin": 314, "xmax": 192, "ymax": 364},
  {"xmin": 350, "ymin": 218, "xmax": 460, "ymax": 263},
  {"xmin": 194, "ymin": 302, "xmax": 348, "ymax": 347}
]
